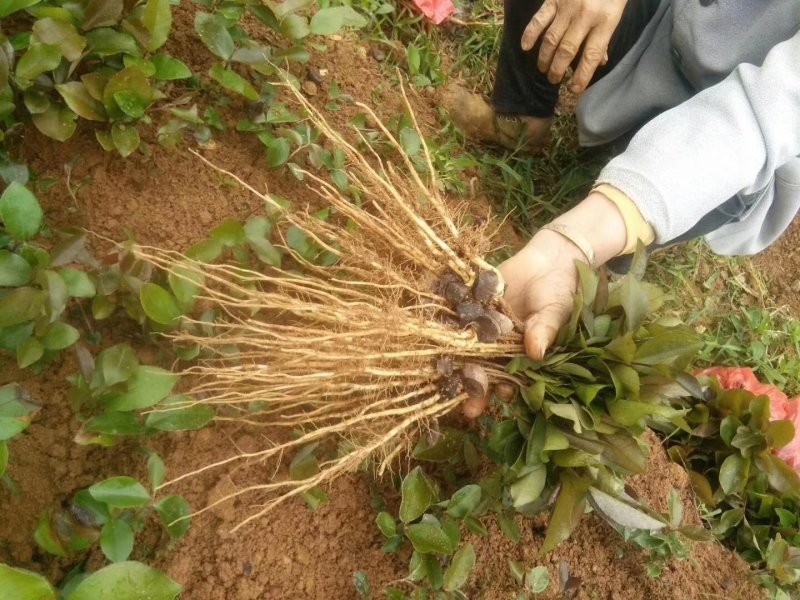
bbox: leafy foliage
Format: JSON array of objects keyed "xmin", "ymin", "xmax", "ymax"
[
  {"xmin": 665, "ymin": 376, "xmax": 800, "ymax": 590},
  {"xmin": 34, "ymin": 468, "xmax": 191, "ymax": 564}
]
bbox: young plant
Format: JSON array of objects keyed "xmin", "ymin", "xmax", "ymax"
[
  {"xmin": 0, "ymin": 383, "xmax": 40, "ymax": 487},
  {"xmin": 34, "ymin": 467, "xmax": 191, "ymax": 564},
  {"xmin": 0, "ymin": 182, "xmax": 90, "ymax": 369},
  {"xmin": 0, "ymin": 0, "xmax": 191, "ymax": 157},
  {"xmin": 0, "ymin": 560, "xmax": 181, "ymax": 600}
]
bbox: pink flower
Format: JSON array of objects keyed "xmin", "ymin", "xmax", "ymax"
[{"xmin": 696, "ymin": 366, "xmax": 800, "ymax": 472}]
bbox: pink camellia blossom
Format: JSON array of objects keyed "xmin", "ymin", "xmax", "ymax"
[{"xmin": 696, "ymin": 366, "xmax": 800, "ymax": 472}]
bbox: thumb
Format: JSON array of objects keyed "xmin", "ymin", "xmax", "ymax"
[{"xmin": 523, "ymin": 307, "xmax": 569, "ymax": 359}]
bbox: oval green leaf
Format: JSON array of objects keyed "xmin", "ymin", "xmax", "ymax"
[
  {"xmin": 0, "ymin": 182, "xmax": 43, "ymax": 241},
  {"xmin": 140, "ymin": 282, "xmax": 181, "ymax": 325},
  {"xmin": 0, "ymin": 563, "xmax": 55, "ymax": 600},
  {"xmin": 100, "ymin": 518, "xmax": 134, "ymax": 562},
  {"xmin": 399, "ymin": 466, "xmax": 432, "ymax": 524},
  {"xmin": 443, "ymin": 543, "xmax": 475, "ymax": 592},
  {"xmin": 88, "ymin": 476, "xmax": 150, "ymax": 508},
  {"xmin": 66, "ymin": 561, "xmax": 181, "ymax": 600}
]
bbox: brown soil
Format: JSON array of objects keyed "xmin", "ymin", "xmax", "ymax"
[
  {"xmin": 753, "ymin": 218, "xmax": 800, "ymax": 316},
  {"xmin": 0, "ymin": 2, "xmax": 767, "ymax": 599}
]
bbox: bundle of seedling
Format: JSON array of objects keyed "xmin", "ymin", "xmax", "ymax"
[{"xmin": 131, "ymin": 84, "xmax": 789, "ymax": 587}]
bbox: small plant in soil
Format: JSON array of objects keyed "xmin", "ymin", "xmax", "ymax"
[
  {"xmin": 34, "ymin": 467, "xmax": 190, "ymax": 564},
  {"xmin": 0, "ymin": 0, "xmax": 189, "ymax": 157}
]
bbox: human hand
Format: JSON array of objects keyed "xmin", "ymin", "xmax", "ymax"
[
  {"xmin": 521, "ymin": 0, "xmax": 627, "ymax": 93},
  {"xmin": 498, "ymin": 231, "xmax": 586, "ymax": 359}
]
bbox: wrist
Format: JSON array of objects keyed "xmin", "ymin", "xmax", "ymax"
[{"xmin": 548, "ymin": 192, "xmax": 628, "ymax": 266}]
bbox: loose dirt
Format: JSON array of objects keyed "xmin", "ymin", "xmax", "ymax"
[{"xmin": 0, "ymin": 2, "xmax": 775, "ymax": 598}]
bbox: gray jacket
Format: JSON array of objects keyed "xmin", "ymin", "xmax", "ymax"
[{"xmin": 577, "ymin": 0, "xmax": 800, "ymax": 255}]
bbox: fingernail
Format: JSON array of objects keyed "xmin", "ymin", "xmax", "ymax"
[
  {"xmin": 534, "ymin": 334, "xmax": 548, "ymax": 359},
  {"xmin": 570, "ymin": 84, "xmax": 580, "ymax": 94}
]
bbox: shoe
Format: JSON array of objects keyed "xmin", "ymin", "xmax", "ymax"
[{"xmin": 440, "ymin": 83, "xmax": 552, "ymax": 153}]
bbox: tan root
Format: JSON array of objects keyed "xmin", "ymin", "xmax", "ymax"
[{"xmin": 136, "ymin": 81, "xmax": 525, "ymax": 530}]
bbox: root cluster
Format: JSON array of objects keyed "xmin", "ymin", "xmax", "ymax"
[{"xmin": 137, "ymin": 83, "xmax": 524, "ymax": 528}]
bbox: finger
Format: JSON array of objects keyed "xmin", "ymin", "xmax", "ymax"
[
  {"xmin": 523, "ymin": 305, "xmax": 572, "ymax": 359},
  {"xmin": 536, "ymin": 10, "xmax": 571, "ymax": 73},
  {"xmin": 547, "ymin": 19, "xmax": 593, "ymax": 84},
  {"xmin": 570, "ymin": 25, "xmax": 614, "ymax": 93},
  {"xmin": 521, "ymin": 0, "xmax": 557, "ymax": 51}
]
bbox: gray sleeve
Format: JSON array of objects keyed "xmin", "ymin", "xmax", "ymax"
[{"xmin": 595, "ymin": 30, "xmax": 800, "ymax": 244}]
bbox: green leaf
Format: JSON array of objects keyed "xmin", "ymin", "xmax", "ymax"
[
  {"xmin": 446, "ymin": 484, "xmax": 481, "ymax": 519},
  {"xmin": 289, "ymin": 443, "xmax": 320, "ymax": 480},
  {"xmin": 86, "ymin": 27, "xmax": 138, "ymax": 56},
  {"xmin": 32, "ymin": 18, "xmax": 86, "ymax": 62},
  {"xmin": 97, "ymin": 343, "xmax": 139, "ymax": 386},
  {"xmin": 443, "ymin": 543, "xmax": 475, "ymax": 591},
  {"xmin": 0, "ymin": 0, "xmax": 41, "ymax": 18},
  {"xmin": 208, "ymin": 63, "xmax": 258, "ymax": 101},
  {"xmin": 0, "ymin": 250, "xmax": 33, "ymax": 286},
  {"xmin": 0, "ymin": 384, "xmax": 40, "ymax": 440},
  {"xmin": 147, "ymin": 452, "xmax": 166, "ymax": 490},
  {"xmin": 265, "ymin": 137, "xmax": 291, "ymax": 168},
  {"xmin": 155, "ymin": 495, "xmax": 191, "ymax": 541},
  {"xmin": 375, "ymin": 512, "xmax": 396, "ymax": 537},
  {"xmin": 309, "ymin": 6, "xmax": 367, "ymax": 36},
  {"xmin": 140, "ymin": 282, "xmax": 181, "ymax": 325},
  {"xmin": 145, "ymin": 397, "xmax": 214, "ymax": 431},
  {"xmin": 103, "ymin": 365, "xmax": 179, "ymax": 411},
  {"xmin": 618, "ymin": 274, "xmax": 649, "ymax": 333},
  {"xmin": 142, "ymin": 0, "xmax": 171, "ymax": 51},
  {"xmin": 60, "ymin": 268, "xmax": 96, "ymax": 298},
  {"xmin": 100, "ymin": 518, "xmax": 134, "ymax": 562},
  {"xmin": 718, "ymin": 453, "xmax": 747, "ymax": 496},
  {"xmin": 633, "ymin": 326, "xmax": 702, "ymax": 366},
  {"xmin": 66, "ymin": 561, "xmax": 181, "ymax": 600},
  {"xmin": 0, "ymin": 182, "xmax": 43, "ymax": 241},
  {"xmin": 280, "ymin": 14, "xmax": 309, "ymax": 40},
  {"xmin": 17, "ymin": 337, "xmax": 43, "ymax": 368},
  {"xmin": 111, "ymin": 123, "xmax": 140, "ymax": 157},
  {"xmin": 194, "ymin": 13, "xmax": 234, "ymax": 60},
  {"xmin": 34, "ymin": 507, "xmax": 67, "ymax": 557},
  {"xmin": 32, "ymin": 105, "xmax": 77, "ymax": 141},
  {"xmin": 56, "ymin": 82, "xmax": 106, "ymax": 121},
  {"xmin": 82, "ymin": 0, "xmax": 123, "ymax": 29},
  {"xmin": 16, "ymin": 43, "xmax": 61, "ymax": 80},
  {"xmin": 0, "ymin": 287, "xmax": 45, "ymax": 326},
  {"xmin": 168, "ymin": 262, "xmax": 203, "ymax": 312},
  {"xmin": 525, "ymin": 566, "xmax": 550, "ymax": 594},
  {"xmin": 399, "ymin": 466, "xmax": 433, "ymax": 523},
  {"xmin": 758, "ymin": 453, "xmax": 800, "ymax": 499},
  {"xmin": 39, "ymin": 269, "xmax": 68, "ymax": 322},
  {"xmin": 244, "ymin": 217, "xmax": 281, "ymax": 266},
  {"xmin": 587, "ymin": 487, "xmax": 665, "ymax": 530},
  {"xmin": 509, "ymin": 467, "xmax": 546, "ymax": 509},
  {"xmin": 88, "ymin": 476, "xmax": 150, "ymax": 508},
  {"xmin": 103, "ymin": 66, "xmax": 152, "ymax": 119},
  {"xmin": 84, "ymin": 411, "xmax": 143, "ymax": 436},
  {"xmin": 0, "ymin": 441, "xmax": 7, "ymax": 477},
  {"xmin": 407, "ymin": 519, "xmax": 455, "ymax": 555},
  {"xmin": 712, "ymin": 507, "xmax": 744, "ymax": 536},
  {"xmin": 767, "ymin": 419, "xmax": 795, "ymax": 449},
  {"xmin": 540, "ymin": 473, "xmax": 590, "ymax": 555},
  {"xmin": 41, "ymin": 322, "xmax": 79, "ymax": 350},
  {"xmin": 0, "ymin": 563, "xmax": 55, "ymax": 600},
  {"xmin": 152, "ymin": 54, "xmax": 191, "ymax": 80},
  {"xmin": 353, "ymin": 570, "xmax": 369, "ymax": 597},
  {"xmin": 399, "ymin": 127, "xmax": 421, "ymax": 156}
]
